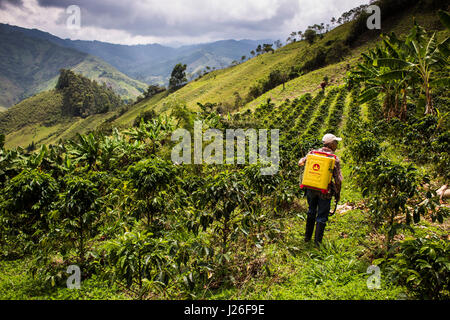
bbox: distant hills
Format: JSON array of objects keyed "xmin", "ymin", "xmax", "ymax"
[
  {"xmin": 0, "ymin": 24, "xmax": 148, "ymax": 108},
  {"xmin": 0, "ymin": 23, "xmax": 270, "ymax": 92}
]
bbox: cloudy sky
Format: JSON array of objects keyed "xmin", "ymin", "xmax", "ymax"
[{"xmin": 0, "ymin": 0, "xmax": 369, "ymax": 46}]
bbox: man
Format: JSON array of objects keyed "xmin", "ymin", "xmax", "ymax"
[
  {"xmin": 298, "ymin": 134, "xmax": 343, "ymax": 245},
  {"xmin": 320, "ymin": 76, "xmax": 329, "ymax": 93},
  {"xmin": 320, "ymin": 81, "xmax": 327, "ymax": 93}
]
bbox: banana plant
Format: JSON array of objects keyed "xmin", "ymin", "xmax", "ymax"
[
  {"xmin": 125, "ymin": 115, "xmax": 175, "ymax": 154},
  {"xmin": 347, "ymin": 15, "xmax": 450, "ymax": 119},
  {"xmin": 347, "ymin": 43, "xmax": 410, "ymax": 120},
  {"xmin": 99, "ymin": 128, "xmax": 124, "ymax": 171},
  {"xmin": 374, "ymin": 20, "xmax": 449, "ymax": 115},
  {"xmin": 67, "ymin": 132, "xmax": 102, "ymax": 169}
]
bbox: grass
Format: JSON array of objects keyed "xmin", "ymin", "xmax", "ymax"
[
  {"xmin": 0, "ymin": 260, "xmax": 127, "ymax": 300},
  {"xmin": 70, "ymin": 56, "xmax": 148, "ymax": 102},
  {"xmin": 5, "ymin": 122, "xmax": 66, "ymax": 149},
  {"xmin": 112, "ymin": 91, "xmax": 170, "ymax": 128},
  {"xmin": 207, "ymin": 205, "xmax": 409, "ymax": 300}
]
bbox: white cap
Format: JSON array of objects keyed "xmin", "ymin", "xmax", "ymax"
[{"xmin": 322, "ymin": 133, "xmax": 342, "ymax": 144}]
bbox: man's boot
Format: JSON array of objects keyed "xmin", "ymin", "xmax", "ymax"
[
  {"xmin": 314, "ymin": 222, "xmax": 326, "ymax": 246},
  {"xmin": 304, "ymin": 215, "xmax": 316, "ymax": 242}
]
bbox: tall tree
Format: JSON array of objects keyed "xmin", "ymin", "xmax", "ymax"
[
  {"xmin": 263, "ymin": 43, "xmax": 274, "ymax": 54},
  {"xmin": 0, "ymin": 133, "xmax": 4, "ymax": 150},
  {"xmin": 290, "ymin": 32, "xmax": 297, "ymax": 42},
  {"xmin": 169, "ymin": 63, "xmax": 187, "ymax": 92},
  {"xmin": 145, "ymin": 84, "xmax": 166, "ymax": 98},
  {"xmin": 256, "ymin": 44, "xmax": 262, "ymax": 55},
  {"xmin": 274, "ymin": 40, "xmax": 283, "ymax": 49},
  {"xmin": 304, "ymin": 29, "xmax": 317, "ymax": 44}
]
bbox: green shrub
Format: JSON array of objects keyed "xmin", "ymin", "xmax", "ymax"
[
  {"xmin": 383, "ymin": 237, "xmax": 449, "ymax": 299},
  {"xmin": 354, "ymin": 157, "xmax": 421, "ymax": 247},
  {"xmin": 346, "ymin": 133, "xmax": 382, "ymax": 164},
  {"xmin": 104, "ymin": 231, "xmax": 171, "ymax": 298},
  {"xmin": 133, "ymin": 110, "xmax": 157, "ymax": 127},
  {"xmin": 0, "ymin": 169, "xmax": 58, "ymax": 254}
]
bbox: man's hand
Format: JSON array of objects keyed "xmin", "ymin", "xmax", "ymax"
[{"xmin": 298, "ymin": 158, "xmax": 306, "ymax": 167}]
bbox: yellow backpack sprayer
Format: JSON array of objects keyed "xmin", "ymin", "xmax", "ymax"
[{"xmin": 300, "ymin": 151, "xmax": 339, "ymax": 216}]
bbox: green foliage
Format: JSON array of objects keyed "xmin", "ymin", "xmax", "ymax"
[
  {"xmin": 304, "ymin": 29, "xmax": 317, "ymax": 44},
  {"xmin": 67, "ymin": 133, "xmax": 101, "ymax": 169},
  {"xmin": 52, "ymin": 174, "xmax": 103, "ymax": 262},
  {"xmin": 382, "ymin": 237, "xmax": 449, "ymax": 299},
  {"xmin": 346, "ymin": 133, "xmax": 382, "ymax": 164},
  {"xmin": 301, "ymin": 42, "xmax": 350, "ymax": 73},
  {"xmin": 169, "ymin": 63, "xmax": 187, "ymax": 92},
  {"xmin": 247, "ymin": 69, "xmax": 289, "ymax": 101},
  {"xmin": 145, "ymin": 85, "xmax": 166, "ymax": 99},
  {"xmin": 127, "ymin": 158, "xmax": 177, "ymax": 226},
  {"xmin": 104, "ymin": 231, "xmax": 170, "ymax": 297},
  {"xmin": 353, "ymin": 156, "xmax": 434, "ymax": 248},
  {"xmin": 57, "ymin": 69, "xmax": 124, "ymax": 118},
  {"xmin": 0, "ymin": 169, "xmax": 58, "ymax": 255},
  {"xmin": 347, "ymin": 17, "xmax": 449, "ymax": 119},
  {"xmin": 133, "ymin": 110, "xmax": 156, "ymax": 127}
]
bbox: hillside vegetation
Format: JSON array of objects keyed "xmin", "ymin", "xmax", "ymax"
[
  {"xmin": 1, "ymin": 23, "xmax": 267, "ymax": 85},
  {"xmin": 3, "ymin": 0, "xmax": 442, "ymax": 149},
  {"xmin": 0, "ymin": 25, "xmax": 147, "ymax": 108},
  {"xmin": 0, "ymin": 70, "xmax": 125, "ymax": 149},
  {"xmin": 0, "ymin": 1, "xmax": 448, "ymax": 301}
]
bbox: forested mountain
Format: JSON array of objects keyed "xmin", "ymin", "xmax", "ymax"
[
  {"xmin": 0, "ymin": 69, "xmax": 124, "ymax": 138},
  {"xmin": 0, "ymin": 23, "xmax": 269, "ymax": 84},
  {"xmin": 0, "ymin": 25, "xmax": 147, "ymax": 108}
]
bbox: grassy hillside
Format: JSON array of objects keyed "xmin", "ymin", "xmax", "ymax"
[
  {"xmin": 0, "ymin": 90, "xmax": 65, "ymax": 133},
  {"xmin": 0, "ymin": 70, "xmax": 127, "ymax": 149},
  {"xmin": 148, "ymin": 6, "xmax": 443, "ymax": 114},
  {"xmin": 0, "ymin": 46, "xmax": 448, "ymax": 301}
]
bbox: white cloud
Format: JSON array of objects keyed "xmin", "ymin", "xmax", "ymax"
[{"xmin": 0, "ymin": 0, "xmax": 369, "ymax": 45}]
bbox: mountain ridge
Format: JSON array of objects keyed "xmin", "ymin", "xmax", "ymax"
[
  {"xmin": 0, "ymin": 23, "xmax": 271, "ymax": 85},
  {"xmin": 0, "ymin": 24, "xmax": 148, "ymax": 108}
]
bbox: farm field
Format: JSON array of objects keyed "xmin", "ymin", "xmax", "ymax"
[{"xmin": 0, "ymin": 1, "xmax": 448, "ymax": 302}]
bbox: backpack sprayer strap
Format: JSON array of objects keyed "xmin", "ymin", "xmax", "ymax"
[{"xmin": 329, "ymin": 198, "xmax": 338, "ymax": 217}]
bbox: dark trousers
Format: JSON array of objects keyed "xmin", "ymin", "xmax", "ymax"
[{"xmin": 306, "ymin": 190, "xmax": 331, "ymax": 223}]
